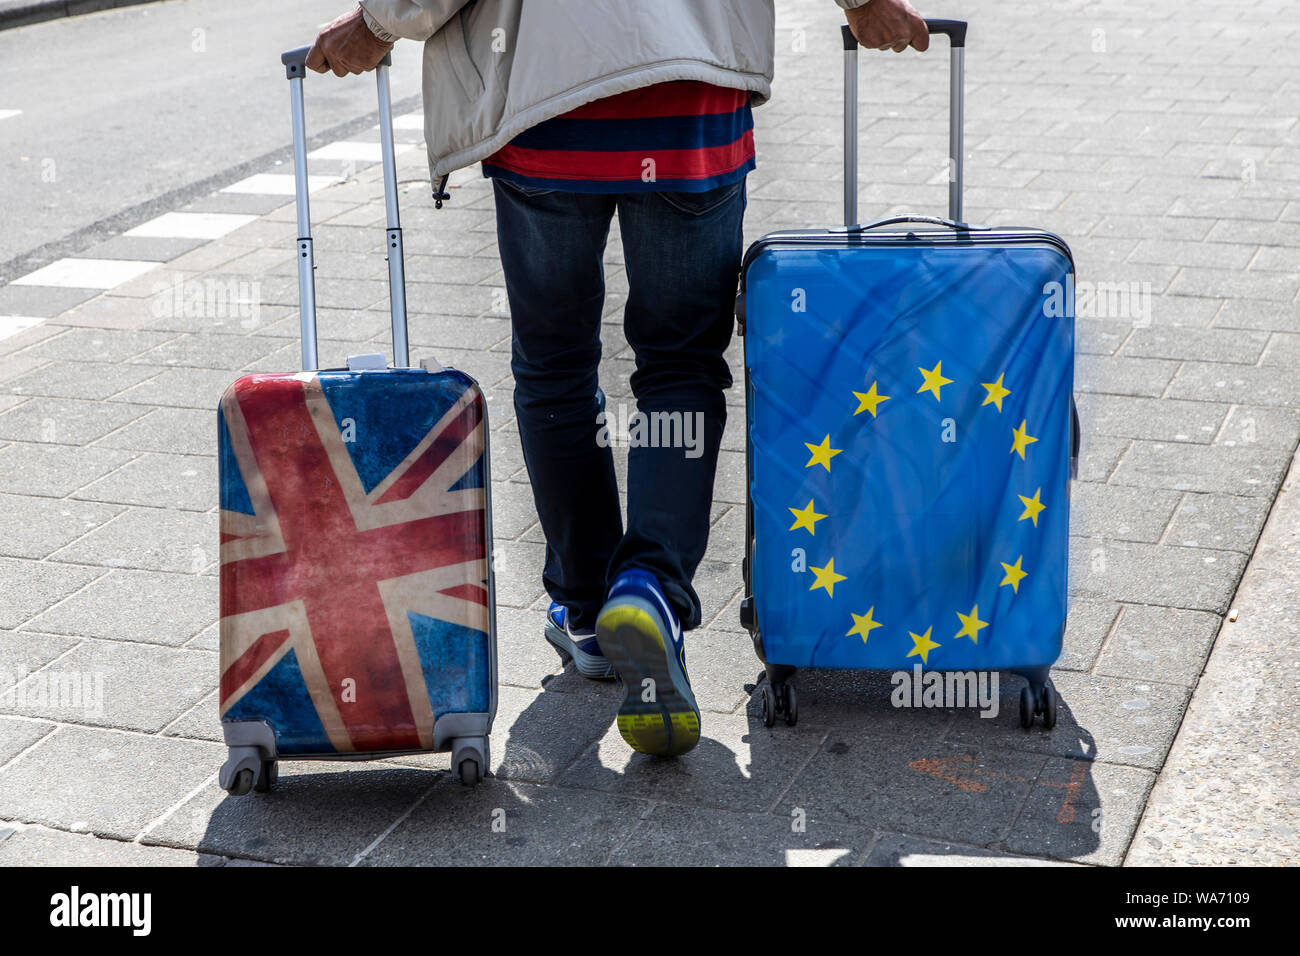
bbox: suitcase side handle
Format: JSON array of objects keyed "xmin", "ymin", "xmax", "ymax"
[
  {"xmin": 841, "ymin": 18, "xmax": 967, "ymax": 227},
  {"xmin": 281, "ymin": 46, "xmax": 409, "ymax": 372}
]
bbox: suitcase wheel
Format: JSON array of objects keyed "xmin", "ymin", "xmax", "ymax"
[
  {"xmin": 451, "ymin": 736, "xmax": 489, "ymax": 786},
  {"xmin": 228, "ymin": 769, "xmax": 254, "ymax": 797},
  {"xmin": 758, "ymin": 680, "xmax": 798, "ymax": 728},
  {"xmin": 1019, "ymin": 679, "xmax": 1058, "ymax": 730},
  {"xmin": 1018, "ymin": 687, "xmax": 1035, "ymax": 729}
]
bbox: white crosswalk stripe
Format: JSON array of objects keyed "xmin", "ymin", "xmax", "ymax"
[
  {"xmin": 221, "ymin": 173, "xmax": 337, "ymax": 196},
  {"xmin": 125, "ymin": 212, "xmax": 258, "ymax": 240},
  {"xmin": 12, "ymin": 258, "xmax": 159, "ymax": 289},
  {"xmin": 308, "ymin": 141, "xmax": 414, "ymax": 162},
  {"xmin": 0, "ymin": 315, "xmax": 44, "ymax": 341}
]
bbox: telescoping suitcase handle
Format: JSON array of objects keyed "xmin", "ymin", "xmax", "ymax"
[
  {"xmin": 280, "ymin": 46, "xmax": 410, "ymax": 372},
  {"xmin": 841, "ymin": 19, "xmax": 968, "ymax": 227}
]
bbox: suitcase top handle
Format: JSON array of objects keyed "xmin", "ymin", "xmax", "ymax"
[
  {"xmin": 281, "ymin": 45, "xmax": 393, "ymax": 79},
  {"xmin": 841, "ymin": 18, "xmax": 968, "ymax": 226},
  {"xmin": 279, "ymin": 45, "xmax": 408, "ymax": 372},
  {"xmin": 840, "ymin": 19, "xmax": 967, "ymax": 50}
]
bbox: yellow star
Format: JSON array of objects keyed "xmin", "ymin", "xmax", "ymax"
[
  {"xmin": 1018, "ymin": 487, "xmax": 1046, "ymax": 527},
  {"xmin": 999, "ymin": 555, "xmax": 1028, "ymax": 594},
  {"xmin": 906, "ymin": 626, "xmax": 940, "ymax": 664},
  {"xmin": 981, "ymin": 372, "xmax": 1012, "ymax": 413},
  {"xmin": 954, "ymin": 604, "xmax": 988, "ymax": 643},
  {"xmin": 809, "ymin": 558, "xmax": 846, "ymax": 598},
  {"xmin": 852, "ymin": 381, "xmax": 891, "ymax": 418},
  {"xmin": 846, "ymin": 607, "xmax": 883, "ymax": 643},
  {"xmin": 916, "ymin": 361, "xmax": 953, "ymax": 402},
  {"xmin": 1010, "ymin": 419, "xmax": 1038, "ymax": 460},
  {"xmin": 804, "ymin": 435, "xmax": 842, "ymax": 471},
  {"xmin": 788, "ymin": 499, "xmax": 828, "ymax": 535}
]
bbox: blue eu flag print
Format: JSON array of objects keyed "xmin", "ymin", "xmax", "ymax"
[{"xmin": 744, "ymin": 241, "xmax": 1074, "ymax": 672}]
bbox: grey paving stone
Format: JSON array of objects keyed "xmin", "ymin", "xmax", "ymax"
[
  {"xmin": 0, "ymin": 726, "xmax": 222, "ymax": 841},
  {"xmin": 1075, "ymin": 435, "xmax": 1129, "ymax": 482},
  {"xmin": 780, "ymin": 735, "xmax": 1045, "ymax": 845},
  {"xmin": 0, "ymin": 824, "xmax": 219, "ymax": 867},
  {"xmin": 1110, "ymin": 439, "xmax": 1291, "ymax": 497},
  {"xmin": 1169, "ymin": 266, "xmax": 1299, "ymax": 302},
  {"xmin": 0, "ymin": 285, "xmax": 98, "ymax": 318},
  {"xmin": 1004, "ymin": 758, "xmax": 1156, "ymax": 866},
  {"xmin": 130, "ymin": 332, "xmax": 293, "ymax": 371},
  {"xmin": 863, "ymin": 832, "xmax": 1075, "ymax": 866},
  {"xmin": 1077, "ymin": 393, "xmax": 1226, "ymax": 444},
  {"xmin": 490, "ymin": 539, "xmax": 547, "ymax": 610},
  {"xmin": 487, "ymin": 481, "xmax": 539, "ymax": 540},
  {"xmin": 1128, "ymin": 238, "xmax": 1257, "ymax": 270},
  {"xmin": 1074, "ymin": 354, "xmax": 1180, "ymax": 402},
  {"xmin": 1069, "ymin": 481, "xmax": 1180, "ymax": 543},
  {"xmin": 1211, "ymin": 297, "xmax": 1300, "ymax": 333},
  {"xmin": 25, "ymin": 568, "xmax": 215, "ymax": 647},
  {"xmin": 1095, "ymin": 604, "xmax": 1222, "ymax": 686},
  {"xmin": 47, "ymin": 294, "xmax": 176, "ymax": 332},
  {"xmin": 0, "ymin": 630, "xmax": 79, "ymax": 677},
  {"xmin": 1121, "ymin": 326, "xmax": 1271, "ymax": 365},
  {"xmin": 0, "ymin": 494, "xmax": 122, "ymax": 559},
  {"xmin": 0, "ymin": 717, "xmax": 55, "ymax": 765},
  {"xmin": 357, "ymin": 776, "xmax": 646, "ymax": 866},
  {"xmin": 144, "ymin": 761, "xmax": 439, "ymax": 865},
  {"xmin": 107, "ymin": 366, "xmax": 239, "ymax": 409},
  {"xmin": 1163, "ymin": 492, "xmax": 1273, "ymax": 554},
  {"xmin": 1260, "ymin": 330, "xmax": 1300, "ymax": 368},
  {"xmin": 3, "ymin": 361, "xmax": 162, "ymax": 401},
  {"xmin": 947, "ymin": 670, "xmax": 1191, "ymax": 772},
  {"xmin": 1215, "ymin": 404, "xmax": 1300, "ymax": 451},
  {"xmin": 47, "ymin": 503, "xmax": 215, "ymax": 575},
  {"xmin": 15, "ymin": 328, "xmax": 177, "ymax": 365},
  {"xmin": 161, "ymin": 691, "xmax": 221, "ymax": 744},
  {"xmin": 489, "ymin": 605, "xmax": 568, "ymax": 690},
  {"xmin": 6, "ymin": 639, "xmax": 213, "ymax": 733},
  {"xmin": 1166, "ymin": 362, "xmax": 1300, "ymax": 407},
  {"xmin": 0, "ymin": 442, "xmax": 135, "ymax": 498},
  {"xmin": 1068, "ymin": 537, "xmax": 1245, "ymax": 614},
  {"xmin": 0, "ymin": 396, "xmax": 150, "ymax": 446},
  {"xmin": 90, "ymin": 406, "xmax": 215, "ymax": 458},
  {"xmin": 73, "ymin": 452, "xmax": 215, "ymax": 513},
  {"xmin": 0, "ymin": 558, "xmax": 102, "ymax": 630},
  {"xmin": 1060, "ymin": 599, "xmax": 1121, "ymax": 673},
  {"xmin": 560, "ymin": 710, "xmax": 823, "ymax": 814},
  {"xmin": 611, "ymin": 803, "xmax": 868, "ymax": 866}
]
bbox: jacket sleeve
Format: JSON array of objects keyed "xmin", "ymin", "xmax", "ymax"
[
  {"xmin": 358, "ymin": 0, "xmax": 472, "ymax": 43},
  {"xmin": 835, "ymin": 0, "xmax": 874, "ymax": 9}
]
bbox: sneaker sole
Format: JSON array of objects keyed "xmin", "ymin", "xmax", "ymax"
[
  {"xmin": 543, "ymin": 620, "xmax": 615, "ymax": 681},
  {"xmin": 596, "ymin": 598, "xmax": 700, "ymax": 757}
]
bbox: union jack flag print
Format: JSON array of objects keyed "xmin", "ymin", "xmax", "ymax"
[{"xmin": 218, "ymin": 368, "xmax": 492, "ymax": 755}]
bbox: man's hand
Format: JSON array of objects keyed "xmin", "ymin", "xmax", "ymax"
[
  {"xmin": 306, "ymin": 7, "xmax": 394, "ymax": 76},
  {"xmin": 845, "ymin": 0, "xmax": 929, "ymax": 53}
]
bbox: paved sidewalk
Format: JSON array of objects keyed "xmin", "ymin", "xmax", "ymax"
[{"xmin": 0, "ymin": 0, "xmax": 1297, "ymax": 866}]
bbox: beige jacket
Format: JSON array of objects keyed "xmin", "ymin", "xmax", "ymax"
[{"xmin": 359, "ymin": 0, "xmax": 872, "ymax": 179}]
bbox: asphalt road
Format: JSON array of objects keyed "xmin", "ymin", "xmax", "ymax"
[{"xmin": 0, "ymin": 0, "xmax": 425, "ymax": 278}]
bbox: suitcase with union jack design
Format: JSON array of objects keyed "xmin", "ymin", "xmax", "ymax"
[
  {"xmin": 216, "ymin": 47, "xmax": 496, "ymax": 793},
  {"xmin": 736, "ymin": 21, "xmax": 1078, "ymax": 730}
]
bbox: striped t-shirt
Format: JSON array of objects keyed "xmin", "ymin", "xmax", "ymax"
[{"xmin": 482, "ymin": 81, "xmax": 755, "ymax": 193}]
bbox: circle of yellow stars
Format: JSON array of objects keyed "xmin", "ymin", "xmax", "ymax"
[{"xmin": 784, "ymin": 359, "xmax": 1047, "ymax": 664}]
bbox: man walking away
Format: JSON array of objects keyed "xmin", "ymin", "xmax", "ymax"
[{"xmin": 307, "ymin": 0, "xmax": 929, "ymax": 756}]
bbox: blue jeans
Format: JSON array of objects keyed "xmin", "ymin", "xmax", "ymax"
[{"xmin": 493, "ymin": 177, "xmax": 746, "ymax": 630}]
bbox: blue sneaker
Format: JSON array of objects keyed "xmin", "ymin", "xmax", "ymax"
[
  {"xmin": 596, "ymin": 570, "xmax": 700, "ymax": 757},
  {"xmin": 543, "ymin": 602, "xmax": 615, "ymax": 680}
]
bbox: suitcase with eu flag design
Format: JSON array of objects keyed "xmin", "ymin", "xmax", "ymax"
[
  {"xmin": 216, "ymin": 48, "xmax": 496, "ymax": 793},
  {"xmin": 735, "ymin": 20, "xmax": 1077, "ymax": 730}
]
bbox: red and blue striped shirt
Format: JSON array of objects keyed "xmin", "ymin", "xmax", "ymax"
[{"xmin": 482, "ymin": 81, "xmax": 755, "ymax": 193}]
